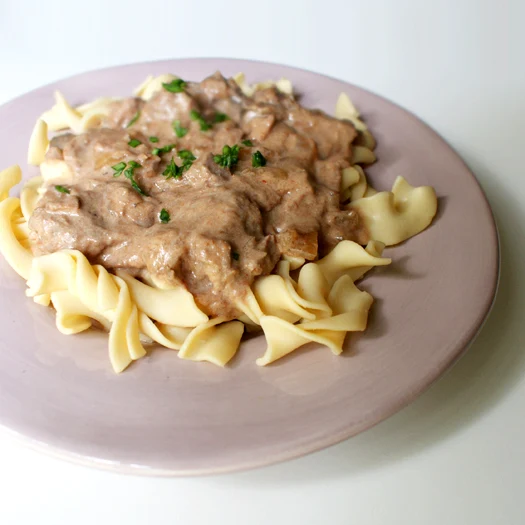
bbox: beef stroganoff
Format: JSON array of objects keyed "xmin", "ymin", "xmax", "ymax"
[{"xmin": 0, "ymin": 72, "xmax": 437, "ymax": 372}]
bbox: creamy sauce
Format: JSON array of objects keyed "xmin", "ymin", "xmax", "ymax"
[{"xmin": 29, "ymin": 73, "xmax": 368, "ymax": 318}]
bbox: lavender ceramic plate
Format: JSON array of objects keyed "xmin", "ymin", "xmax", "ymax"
[{"xmin": 0, "ymin": 59, "xmax": 498, "ymax": 475}]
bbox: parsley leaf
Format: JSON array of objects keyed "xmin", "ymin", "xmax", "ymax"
[
  {"xmin": 111, "ymin": 162, "xmax": 127, "ymax": 177},
  {"xmin": 163, "ymin": 157, "xmax": 183, "ymax": 179},
  {"xmin": 252, "ymin": 150, "xmax": 267, "ymax": 168},
  {"xmin": 214, "ymin": 145, "xmax": 240, "ymax": 169},
  {"xmin": 123, "ymin": 161, "xmax": 147, "ymax": 195},
  {"xmin": 172, "ymin": 120, "xmax": 188, "ymax": 138},
  {"xmin": 162, "ymin": 149, "xmax": 196, "ymax": 179},
  {"xmin": 159, "ymin": 208, "xmax": 170, "ymax": 223},
  {"xmin": 177, "ymin": 149, "xmax": 195, "ymax": 172},
  {"xmin": 162, "ymin": 78, "xmax": 187, "ymax": 93},
  {"xmin": 152, "ymin": 144, "xmax": 175, "ymax": 156},
  {"xmin": 128, "ymin": 138, "xmax": 142, "ymax": 148},
  {"xmin": 178, "ymin": 149, "xmax": 196, "ymax": 161},
  {"xmin": 149, "ymin": 136, "xmax": 159, "ymax": 143},
  {"xmin": 232, "ymin": 251, "xmax": 240, "ymax": 261},
  {"xmin": 55, "ymin": 185, "xmax": 70, "ymax": 194},
  {"xmin": 213, "ymin": 112, "xmax": 229, "ymax": 123},
  {"xmin": 112, "ymin": 161, "xmax": 147, "ymax": 195},
  {"xmin": 190, "ymin": 110, "xmax": 211, "ymax": 131},
  {"xmin": 242, "ymin": 139, "xmax": 253, "ymax": 147},
  {"xmin": 126, "ymin": 111, "xmax": 140, "ymax": 128}
]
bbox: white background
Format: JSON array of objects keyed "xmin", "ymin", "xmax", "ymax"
[{"xmin": 0, "ymin": 1, "xmax": 524, "ymax": 523}]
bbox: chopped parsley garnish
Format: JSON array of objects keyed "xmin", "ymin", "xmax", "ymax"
[
  {"xmin": 178, "ymin": 149, "xmax": 195, "ymax": 172},
  {"xmin": 111, "ymin": 161, "xmax": 127, "ymax": 177},
  {"xmin": 124, "ymin": 161, "xmax": 147, "ymax": 195},
  {"xmin": 214, "ymin": 145, "xmax": 240, "ymax": 169},
  {"xmin": 128, "ymin": 138, "xmax": 142, "ymax": 148},
  {"xmin": 232, "ymin": 251, "xmax": 240, "ymax": 261},
  {"xmin": 126, "ymin": 111, "xmax": 140, "ymax": 128},
  {"xmin": 172, "ymin": 119, "xmax": 188, "ymax": 138},
  {"xmin": 163, "ymin": 157, "xmax": 183, "ymax": 179},
  {"xmin": 252, "ymin": 150, "xmax": 267, "ymax": 168},
  {"xmin": 152, "ymin": 144, "xmax": 175, "ymax": 156},
  {"xmin": 178, "ymin": 149, "xmax": 196, "ymax": 161},
  {"xmin": 242, "ymin": 139, "xmax": 253, "ymax": 147},
  {"xmin": 190, "ymin": 110, "xmax": 211, "ymax": 131},
  {"xmin": 162, "ymin": 150, "xmax": 196, "ymax": 179},
  {"xmin": 55, "ymin": 185, "xmax": 70, "ymax": 194},
  {"xmin": 112, "ymin": 161, "xmax": 147, "ymax": 195},
  {"xmin": 213, "ymin": 112, "xmax": 229, "ymax": 123},
  {"xmin": 149, "ymin": 136, "xmax": 159, "ymax": 143},
  {"xmin": 188, "ymin": 110, "xmax": 226, "ymax": 132},
  {"xmin": 162, "ymin": 78, "xmax": 187, "ymax": 93},
  {"xmin": 159, "ymin": 208, "xmax": 170, "ymax": 223}
]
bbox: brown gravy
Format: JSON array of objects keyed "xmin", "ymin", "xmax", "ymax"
[{"xmin": 29, "ymin": 73, "xmax": 368, "ymax": 319}]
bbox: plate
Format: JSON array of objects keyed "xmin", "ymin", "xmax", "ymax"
[{"xmin": 0, "ymin": 58, "xmax": 499, "ymax": 475}]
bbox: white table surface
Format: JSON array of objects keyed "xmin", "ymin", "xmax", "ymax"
[{"xmin": 0, "ymin": 1, "xmax": 523, "ymax": 523}]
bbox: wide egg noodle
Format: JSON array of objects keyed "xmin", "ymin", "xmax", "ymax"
[
  {"xmin": 255, "ymin": 276, "xmax": 373, "ymax": 365},
  {"xmin": 281, "ymin": 254, "xmax": 305, "ymax": 270},
  {"xmin": 51, "ymin": 289, "xmax": 111, "ymax": 334},
  {"xmin": 24, "ymin": 249, "xmax": 208, "ymax": 370},
  {"xmin": 234, "ymin": 239, "xmax": 390, "ymax": 366},
  {"xmin": 355, "ymin": 129, "xmax": 377, "ymax": 150},
  {"xmin": 275, "ymin": 261, "xmax": 332, "ymax": 318},
  {"xmin": 335, "ymin": 90, "xmax": 438, "ymax": 247},
  {"xmin": 252, "ymin": 273, "xmax": 315, "ymax": 324},
  {"xmin": 315, "ymin": 240, "xmax": 391, "ymax": 288},
  {"xmin": 25, "ymin": 250, "xmax": 156, "ymax": 372},
  {"xmin": 138, "ymin": 314, "xmax": 192, "ymax": 351},
  {"xmin": 0, "ymin": 164, "xmax": 22, "ymax": 201},
  {"xmin": 40, "ymin": 92, "xmax": 120, "ymax": 133},
  {"xmin": 75, "ymin": 97, "xmax": 121, "ymax": 130},
  {"xmin": 233, "ymin": 72, "xmax": 293, "ymax": 97},
  {"xmin": 335, "ymin": 92, "xmax": 367, "ymax": 131},
  {"xmin": 256, "ymin": 316, "xmax": 346, "ymax": 366},
  {"xmin": 20, "ymin": 175, "xmax": 43, "ymax": 221},
  {"xmin": 39, "ymin": 159, "xmax": 74, "ymax": 185},
  {"xmin": 178, "ymin": 317, "xmax": 244, "ymax": 366},
  {"xmin": 108, "ymin": 277, "xmax": 146, "ymax": 367},
  {"xmin": 348, "ymin": 240, "xmax": 387, "ymax": 282},
  {"xmin": 0, "ymin": 166, "xmax": 33, "ymax": 279},
  {"xmin": 27, "ymin": 119, "xmax": 49, "ymax": 166},
  {"xmin": 296, "ymin": 263, "xmax": 332, "ymax": 318},
  {"xmin": 255, "ymin": 276, "xmax": 373, "ymax": 366},
  {"xmin": 349, "ymin": 176, "xmax": 438, "ymax": 246},
  {"xmin": 40, "ymin": 91, "xmax": 83, "ymax": 132},
  {"xmin": 300, "ymin": 275, "xmax": 373, "ymax": 332},
  {"xmin": 134, "ymin": 74, "xmax": 177, "ymax": 100},
  {"xmin": 340, "ymin": 166, "xmax": 361, "ymax": 201},
  {"xmin": 341, "ymin": 165, "xmax": 377, "ymax": 203},
  {"xmin": 234, "ymin": 288, "xmax": 265, "ymax": 326},
  {"xmin": 10, "ymin": 211, "xmax": 31, "ymax": 251},
  {"xmin": 255, "ymin": 241, "xmax": 389, "ymax": 365},
  {"xmin": 352, "ymin": 145, "xmax": 376, "ymax": 165},
  {"xmin": 115, "ymin": 270, "xmax": 208, "ymax": 328}
]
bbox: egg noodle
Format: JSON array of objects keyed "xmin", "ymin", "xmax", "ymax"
[{"xmin": 0, "ymin": 75, "xmax": 437, "ymax": 373}]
